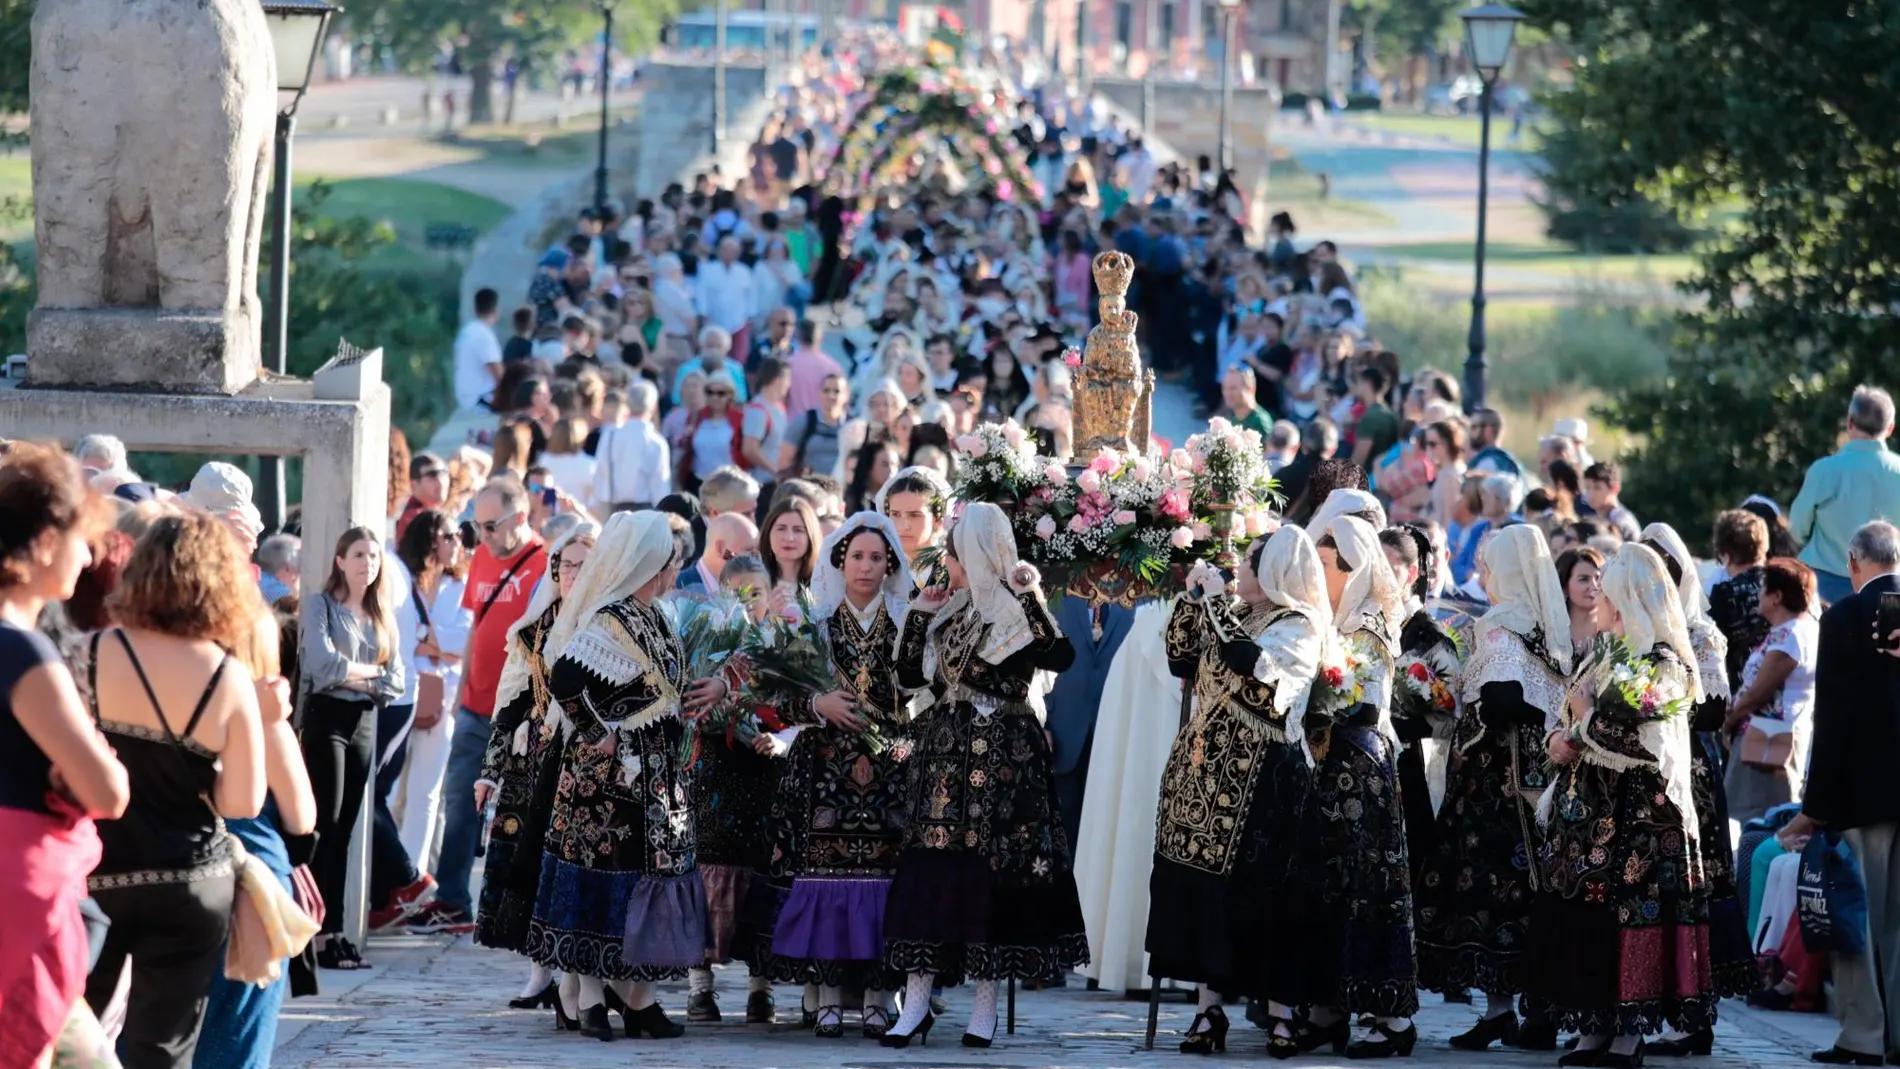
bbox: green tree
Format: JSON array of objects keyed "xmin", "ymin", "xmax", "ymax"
[
  {"xmin": 1533, "ymin": 98, "xmax": 1697, "ymax": 254},
  {"xmin": 1515, "ymin": 0, "xmax": 1900, "ymax": 546},
  {"xmin": 1346, "ymin": 0, "xmax": 1463, "ymax": 100},
  {"xmin": 347, "ymin": 0, "xmax": 677, "ymax": 123}
]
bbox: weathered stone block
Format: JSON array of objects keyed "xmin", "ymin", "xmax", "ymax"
[{"xmin": 24, "ymin": 306, "xmax": 260, "ymax": 394}]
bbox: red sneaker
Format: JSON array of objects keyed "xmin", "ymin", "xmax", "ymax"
[{"xmin": 369, "ymin": 874, "xmax": 437, "ymax": 931}]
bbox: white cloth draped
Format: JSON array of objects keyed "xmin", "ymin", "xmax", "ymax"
[{"xmin": 1075, "ymin": 603, "xmax": 1183, "ymax": 994}]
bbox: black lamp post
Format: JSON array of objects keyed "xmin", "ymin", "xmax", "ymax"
[
  {"xmin": 1458, "ymin": 2, "xmax": 1523, "ymax": 414},
  {"xmin": 595, "ymin": 0, "xmax": 615, "ymax": 212},
  {"xmin": 259, "ymin": 0, "xmax": 340, "ymax": 535}
]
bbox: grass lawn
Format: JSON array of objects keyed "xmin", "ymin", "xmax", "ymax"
[
  {"xmin": 1362, "ymin": 238, "xmax": 1697, "ymax": 284},
  {"xmin": 1341, "ymin": 111, "xmax": 1546, "ymax": 152},
  {"xmin": 296, "ymin": 176, "xmax": 510, "ymax": 264},
  {"xmin": 1265, "ymin": 154, "xmax": 1397, "ymax": 229}
]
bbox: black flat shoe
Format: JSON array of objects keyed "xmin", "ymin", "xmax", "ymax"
[
  {"xmin": 1649, "ymin": 1031, "xmax": 1712, "ymax": 1057},
  {"xmin": 553, "ymin": 996, "xmax": 579, "ymax": 1033},
  {"xmin": 1179, "ymin": 1006, "xmax": 1229, "ymax": 1055},
  {"xmin": 579, "ymin": 1004, "xmax": 616, "ymax": 1041},
  {"xmin": 1346, "ymin": 1021, "xmax": 1417, "ymax": 1059},
  {"xmin": 1515, "ymin": 1016, "xmax": 1560, "ymax": 1051},
  {"xmin": 1812, "ymin": 1048, "xmax": 1885, "ymax": 1067},
  {"xmin": 1452, "ymin": 1012, "xmax": 1520, "ymax": 1051},
  {"xmin": 1747, "ymin": 987, "xmax": 1796, "ymax": 1011},
  {"xmin": 879, "ymin": 1011, "xmax": 934, "ymax": 1048},
  {"xmin": 625, "ymin": 1002, "xmax": 685, "ymax": 1039},
  {"xmin": 1560, "ymin": 1046, "xmax": 1604, "ymax": 1067},
  {"xmin": 862, "ymin": 1006, "xmax": 892, "ymax": 1039},
  {"xmin": 745, "ymin": 990, "xmax": 776, "ymax": 1024},
  {"xmin": 814, "ymin": 1006, "xmax": 845, "ymax": 1039},
  {"xmin": 510, "ymin": 981, "xmax": 556, "ymax": 1010},
  {"xmin": 1600, "ymin": 1040, "xmax": 1646, "ymax": 1068},
  {"xmin": 1295, "ymin": 1017, "xmax": 1350, "ymax": 1056},
  {"xmin": 686, "ymin": 990, "xmax": 721, "ymax": 1023}
]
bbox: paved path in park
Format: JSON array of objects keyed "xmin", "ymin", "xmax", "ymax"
[{"xmin": 271, "ymin": 926, "xmax": 1838, "ymax": 1069}]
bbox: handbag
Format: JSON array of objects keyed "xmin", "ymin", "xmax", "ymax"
[
  {"xmin": 410, "ymin": 578, "xmax": 448, "ymax": 729},
  {"xmin": 1796, "ymin": 831, "xmax": 1868, "ymax": 955},
  {"xmin": 225, "ymin": 840, "xmax": 322, "ymax": 987},
  {"xmin": 1739, "ymin": 720, "xmax": 1795, "ymax": 770}
]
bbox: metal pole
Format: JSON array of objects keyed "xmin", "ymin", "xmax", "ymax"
[
  {"xmin": 1077, "ymin": 0, "xmax": 1091, "ymax": 101},
  {"xmin": 258, "ymin": 110, "xmax": 295, "ymax": 535},
  {"xmin": 712, "ymin": 0, "xmax": 728, "ymax": 158},
  {"xmin": 595, "ymin": 4, "xmax": 613, "ymax": 212},
  {"xmin": 1217, "ymin": 9, "xmax": 1234, "ymax": 172},
  {"xmin": 1465, "ymin": 79, "xmax": 1494, "ymax": 413},
  {"xmin": 1140, "ymin": 68, "xmax": 1154, "ymax": 134}
]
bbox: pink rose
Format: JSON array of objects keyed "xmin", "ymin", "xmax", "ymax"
[
  {"xmin": 1131, "ymin": 458, "xmax": 1153, "ymax": 482},
  {"xmin": 1193, "ymin": 521, "xmax": 1214, "ymax": 541},
  {"xmin": 1067, "ymin": 515, "xmax": 1089, "ymax": 534},
  {"xmin": 1170, "ymin": 448, "xmax": 1194, "ymax": 471},
  {"xmin": 1112, "ymin": 509, "xmax": 1137, "ymax": 526},
  {"xmin": 1170, "ymin": 526, "xmax": 1196, "ymax": 549},
  {"xmin": 1035, "ymin": 515, "xmax": 1058, "ymax": 540},
  {"xmin": 1063, "ymin": 347, "xmax": 1082, "ymax": 369},
  {"xmin": 955, "ymin": 434, "xmax": 981, "ymax": 454},
  {"xmin": 1160, "ymin": 489, "xmax": 1191, "ymax": 521},
  {"xmin": 1003, "ymin": 423, "xmax": 1026, "ymax": 449},
  {"xmin": 1076, "ymin": 470, "xmax": 1101, "ymax": 495},
  {"xmin": 1088, "ymin": 453, "xmax": 1117, "ymax": 475},
  {"xmin": 1207, "ymin": 416, "xmax": 1233, "ymax": 436},
  {"xmin": 967, "ymin": 438, "xmax": 990, "ymax": 458},
  {"xmin": 1244, "ymin": 511, "xmax": 1267, "ymax": 537},
  {"xmin": 1043, "ymin": 462, "xmax": 1068, "ymax": 483}
]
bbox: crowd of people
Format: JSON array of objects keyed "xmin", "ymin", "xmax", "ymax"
[{"xmin": 3, "ymin": 35, "xmax": 1899, "ymax": 1069}]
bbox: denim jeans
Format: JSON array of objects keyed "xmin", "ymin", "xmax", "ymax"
[
  {"xmin": 435, "ymin": 708, "xmax": 494, "ymax": 915},
  {"xmin": 1815, "ymin": 569, "xmax": 1856, "ymax": 608}
]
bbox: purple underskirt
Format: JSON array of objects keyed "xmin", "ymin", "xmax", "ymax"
[
  {"xmin": 621, "ymin": 871, "xmax": 710, "ymax": 968},
  {"xmin": 770, "ymin": 876, "xmax": 892, "ymax": 962}
]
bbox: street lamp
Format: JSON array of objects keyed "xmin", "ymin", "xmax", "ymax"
[
  {"xmin": 595, "ymin": 0, "xmax": 615, "ymax": 212},
  {"xmin": 712, "ymin": 0, "xmax": 728, "ymax": 157},
  {"xmin": 1216, "ymin": 0, "xmax": 1240, "ymax": 173},
  {"xmin": 260, "ymin": 0, "xmax": 340, "ymax": 535},
  {"xmin": 1458, "ymin": 2, "xmax": 1524, "ymax": 413}
]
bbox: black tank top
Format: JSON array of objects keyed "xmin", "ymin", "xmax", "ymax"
[{"xmin": 88, "ymin": 630, "xmax": 231, "ymax": 884}]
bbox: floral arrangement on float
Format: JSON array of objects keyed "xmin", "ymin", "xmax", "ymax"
[
  {"xmin": 944, "ymin": 414, "xmax": 1278, "ymax": 604},
  {"xmin": 821, "ymin": 65, "xmax": 1044, "ymax": 210}
]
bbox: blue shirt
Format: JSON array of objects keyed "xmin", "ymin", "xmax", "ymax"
[
  {"xmin": 0, "ymin": 621, "xmax": 60, "ymax": 814},
  {"xmin": 1790, "ymin": 437, "xmax": 1900, "ymax": 577}
]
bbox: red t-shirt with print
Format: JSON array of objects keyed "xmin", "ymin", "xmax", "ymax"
[{"xmin": 460, "ymin": 539, "xmax": 547, "ymax": 716}]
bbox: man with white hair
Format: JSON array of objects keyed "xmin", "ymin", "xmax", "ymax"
[
  {"xmin": 1791, "ymin": 384, "xmax": 1900, "ymax": 605},
  {"xmin": 1266, "ymin": 419, "xmax": 1302, "ymax": 473},
  {"xmin": 694, "ymin": 234, "xmax": 757, "ymax": 361},
  {"xmin": 256, "ymin": 533, "xmax": 301, "ymax": 603},
  {"xmin": 73, "ymin": 433, "xmax": 128, "ymax": 473},
  {"xmin": 593, "ymin": 380, "xmax": 672, "ymax": 512},
  {"xmin": 670, "ymin": 325, "xmax": 748, "ymax": 405}
]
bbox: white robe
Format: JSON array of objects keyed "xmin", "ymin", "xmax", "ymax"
[{"xmin": 1075, "ymin": 603, "xmax": 1189, "ymax": 994}]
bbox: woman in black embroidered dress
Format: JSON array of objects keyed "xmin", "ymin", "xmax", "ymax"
[
  {"xmin": 525, "ymin": 511, "xmax": 724, "ymax": 1041},
  {"xmin": 1303, "ymin": 514, "xmax": 1418, "ymax": 1060},
  {"xmin": 1415, "ymin": 525, "xmax": 1571, "ymax": 1050},
  {"xmin": 1379, "ymin": 525, "xmax": 1462, "ymax": 902},
  {"xmin": 1639, "ymin": 524, "xmax": 1757, "ymax": 1054},
  {"xmin": 475, "ymin": 522, "xmax": 596, "ymax": 1018},
  {"xmin": 1530, "ymin": 543, "xmax": 1717, "ymax": 1067},
  {"xmin": 755, "ymin": 512, "xmax": 916, "ymax": 1038},
  {"xmin": 1146, "ymin": 527, "xmax": 1331, "ymax": 1057},
  {"xmin": 878, "ymin": 502, "xmax": 1082, "ymax": 1049}
]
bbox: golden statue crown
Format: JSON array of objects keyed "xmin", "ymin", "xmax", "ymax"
[{"xmin": 1092, "ymin": 251, "xmax": 1135, "ymax": 300}]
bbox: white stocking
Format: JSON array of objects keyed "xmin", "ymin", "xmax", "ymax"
[
  {"xmin": 1189, "ymin": 988, "xmax": 1222, "ymax": 1033},
  {"xmin": 891, "ymin": 971, "xmax": 935, "ymax": 1035},
  {"xmin": 748, "ymin": 974, "xmax": 772, "ymax": 994},
  {"xmin": 817, "ymin": 984, "xmax": 844, "ymax": 1029},
  {"xmin": 966, "ymin": 979, "xmax": 999, "ymax": 1041},
  {"xmin": 803, "ymin": 983, "xmax": 820, "ymax": 1012},
  {"xmin": 1484, "ymin": 991, "xmax": 1512, "ymax": 1020},
  {"xmin": 688, "ymin": 966, "xmax": 715, "ymax": 995},
  {"xmin": 519, "ymin": 962, "xmax": 553, "ymax": 999},
  {"xmin": 557, "ymin": 972, "xmax": 581, "ymax": 1017},
  {"xmin": 1266, "ymin": 1000, "xmax": 1295, "ymax": 1037},
  {"xmin": 863, "ymin": 988, "xmax": 891, "ymax": 1023},
  {"xmin": 577, "ymin": 975, "xmax": 606, "ymax": 1012},
  {"xmin": 1377, "ymin": 1016, "xmax": 1413, "ymax": 1031},
  {"xmin": 626, "ymin": 981, "xmax": 657, "ymax": 1011},
  {"xmin": 1610, "ymin": 1034, "xmax": 1641, "ymax": 1056}
]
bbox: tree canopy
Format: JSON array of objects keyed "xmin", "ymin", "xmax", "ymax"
[{"xmin": 1517, "ymin": 0, "xmax": 1900, "ymax": 544}]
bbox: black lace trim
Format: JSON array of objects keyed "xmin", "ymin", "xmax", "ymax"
[
  {"xmin": 1416, "ymin": 943, "xmax": 1527, "ymax": 999},
  {"xmin": 1555, "ymin": 994, "xmax": 1716, "ymax": 1038},
  {"xmin": 883, "ymin": 932, "xmax": 1090, "ymax": 987}
]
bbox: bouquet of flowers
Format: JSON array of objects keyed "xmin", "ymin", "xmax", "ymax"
[
  {"xmin": 671, "ymin": 597, "xmax": 762, "ymax": 766},
  {"xmin": 736, "ymin": 592, "xmax": 890, "ymax": 753},
  {"xmin": 1589, "ymin": 633, "xmax": 1692, "ymax": 722},
  {"xmin": 1393, "ymin": 648, "xmax": 1460, "ymax": 726},
  {"xmin": 1182, "ymin": 417, "xmax": 1278, "ymax": 520},
  {"xmin": 1307, "ymin": 633, "xmax": 1381, "ymax": 719}
]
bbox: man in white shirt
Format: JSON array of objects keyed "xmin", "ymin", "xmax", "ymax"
[
  {"xmin": 694, "ymin": 236, "xmax": 757, "ymax": 363},
  {"xmin": 592, "ymin": 381, "xmax": 673, "ymax": 512},
  {"xmin": 452, "ymin": 288, "xmax": 503, "ymax": 411},
  {"xmin": 1120, "ymin": 136, "xmax": 1157, "ymax": 201}
]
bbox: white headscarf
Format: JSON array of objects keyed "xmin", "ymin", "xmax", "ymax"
[
  {"xmin": 1598, "ymin": 542, "xmax": 1702, "ymax": 843},
  {"xmin": 1325, "ymin": 515, "xmax": 1403, "ymax": 657},
  {"xmin": 812, "ymin": 511, "xmax": 915, "ymax": 624},
  {"xmin": 874, "ymin": 465, "xmax": 951, "ymax": 517},
  {"xmin": 506, "ymin": 521, "xmax": 602, "ymax": 647},
  {"xmin": 1639, "ymin": 522, "xmax": 1707, "ymax": 623},
  {"xmin": 1307, "ymin": 488, "xmax": 1386, "ymax": 541},
  {"xmin": 1254, "ymin": 527, "xmax": 1334, "ymax": 753},
  {"xmin": 935, "ymin": 501, "xmax": 1036, "ymax": 665},
  {"xmin": 1473, "ymin": 524, "xmax": 1573, "ymax": 675},
  {"xmin": 545, "ymin": 510, "xmax": 678, "ymax": 666}
]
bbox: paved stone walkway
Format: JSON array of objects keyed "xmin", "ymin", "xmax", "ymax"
[{"xmin": 273, "ymin": 929, "xmax": 1838, "ymax": 1069}]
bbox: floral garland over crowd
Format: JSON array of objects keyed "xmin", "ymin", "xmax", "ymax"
[
  {"xmin": 948, "ymin": 415, "xmax": 1278, "ymax": 598},
  {"xmin": 822, "ymin": 66, "xmax": 1044, "ymax": 209}
]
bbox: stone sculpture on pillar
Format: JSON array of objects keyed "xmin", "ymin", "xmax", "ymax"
[{"xmin": 27, "ymin": 0, "xmax": 278, "ymax": 394}]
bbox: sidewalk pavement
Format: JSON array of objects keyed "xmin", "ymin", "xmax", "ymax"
[{"xmin": 272, "ymin": 929, "xmax": 1840, "ymax": 1069}]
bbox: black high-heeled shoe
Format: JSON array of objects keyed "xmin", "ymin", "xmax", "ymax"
[
  {"xmin": 602, "ymin": 986, "xmax": 628, "ymax": 1015},
  {"xmin": 879, "ymin": 1011, "xmax": 935, "ymax": 1048},
  {"xmin": 814, "ymin": 1006, "xmax": 845, "ymax": 1039},
  {"xmin": 578, "ymin": 1004, "xmax": 616, "ymax": 1041},
  {"xmin": 1514, "ymin": 1014, "xmax": 1560, "ymax": 1051},
  {"xmin": 800, "ymin": 1007, "xmax": 818, "ymax": 1029},
  {"xmin": 962, "ymin": 1018, "xmax": 999, "ymax": 1049},
  {"xmin": 1265, "ymin": 1017, "xmax": 1302, "ymax": 1061},
  {"xmin": 1179, "ymin": 1005, "xmax": 1229, "ymax": 1055},
  {"xmin": 861, "ymin": 1006, "xmax": 892, "ymax": 1039},
  {"xmin": 552, "ymin": 995, "xmax": 579, "ymax": 1033},
  {"xmin": 1599, "ymin": 1039, "xmax": 1646, "ymax": 1068},
  {"xmin": 1451, "ymin": 1012, "xmax": 1520, "ymax": 1051},
  {"xmin": 1646, "ymin": 1030, "xmax": 1711, "ymax": 1057},
  {"xmin": 1346, "ymin": 1021, "xmax": 1418, "ymax": 1059},
  {"xmin": 624, "ymin": 1001, "xmax": 685, "ymax": 1039},
  {"xmin": 1294, "ymin": 1016, "xmax": 1350, "ymax": 1056},
  {"xmin": 510, "ymin": 981, "xmax": 557, "ymax": 1010}
]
